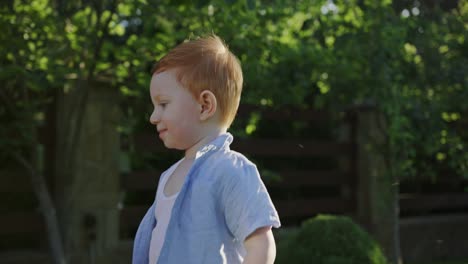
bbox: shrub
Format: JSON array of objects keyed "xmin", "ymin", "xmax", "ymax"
[{"xmin": 276, "ymin": 214, "xmax": 388, "ymax": 264}]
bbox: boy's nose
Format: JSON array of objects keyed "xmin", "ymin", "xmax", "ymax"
[{"xmin": 149, "ymin": 110, "xmax": 160, "ymax": 125}]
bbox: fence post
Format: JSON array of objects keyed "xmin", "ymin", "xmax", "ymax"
[
  {"xmin": 55, "ymin": 79, "xmax": 120, "ymax": 264},
  {"xmin": 354, "ymin": 106, "xmax": 401, "ymax": 264},
  {"xmin": 335, "ymin": 112, "xmax": 354, "ymax": 212}
]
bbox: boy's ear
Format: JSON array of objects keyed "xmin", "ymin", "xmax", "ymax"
[{"xmin": 198, "ymin": 90, "xmax": 217, "ymax": 121}]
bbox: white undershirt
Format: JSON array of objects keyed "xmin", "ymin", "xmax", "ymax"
[{"xmin": 148, "ymin": 160, "xmax": 182, "ymax": 264}]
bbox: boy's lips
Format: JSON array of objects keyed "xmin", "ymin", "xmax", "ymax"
[{"xmin": 158, "ymin": 129, "xmax": 167, "ymax": 138}]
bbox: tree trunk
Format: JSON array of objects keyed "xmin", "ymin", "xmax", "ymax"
[
  {"xmin": 14, "ymin": 153, "xmax": 67, "ymax": 264},
  {"xmin": 393, "ymin": 193, "xmax": 403, "ymax": 264},
  {"xmin": 355, "ymin": 108, "xmax": 403, "ymax": 264}
]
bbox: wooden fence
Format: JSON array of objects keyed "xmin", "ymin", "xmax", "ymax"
[
  {"xmin": 1, "ymin": 103, "xmax": 468, "ymax": 263},
  {"xmin": 119, "ymin": 104, "xmax": 358, "ymax": 237},
  {"xmin": 0, "ymin": 170, "xmax": 46, "ymax": 264},
  {"xmin": 0, "ymin": 120, "xmax": 54, "ymax": 262},
  {"xmin": 399, "ymin": 172, "xmax": 468, "ymax": 216}
]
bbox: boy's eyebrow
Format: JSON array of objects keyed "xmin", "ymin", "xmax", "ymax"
[{"xmin": 153, "ymin": 95, "xmax": 166, "ymax": 101}]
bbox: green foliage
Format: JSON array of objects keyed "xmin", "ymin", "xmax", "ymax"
[
  {"xmin": 276, "ymin": 215, "xmax": 388, "ymax": 264},
  {"xmin": 1, "ymin": 0, "xmax": 467, "ymax": 181},
  {"xmin": 0, "ymin": 0, "xmax": 59, "ymax": 162}
]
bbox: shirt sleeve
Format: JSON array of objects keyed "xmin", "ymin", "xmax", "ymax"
[
  {"xmin": 132, "ymin": 203, "xmax": 155, "ymax": 264},
  {"xmin": 221, "ymin": 162, "xmax": 281, "ymax": 242}
]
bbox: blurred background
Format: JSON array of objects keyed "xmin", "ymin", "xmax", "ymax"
[{"xmin": 0, "ymin": 0, "xmax": 467, "ymax": 263}]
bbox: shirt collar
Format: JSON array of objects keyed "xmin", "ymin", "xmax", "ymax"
[{"xmin": 195, "ymin": 133, "xmax": 233, "ymax": 159}]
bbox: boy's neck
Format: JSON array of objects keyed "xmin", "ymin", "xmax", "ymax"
[{"xmin": 184, "ymin": 126, "xmax": 227, "ymax": 159}]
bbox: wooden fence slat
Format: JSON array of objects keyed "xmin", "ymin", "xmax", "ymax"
[
  {"xmin": 0, "ymin": 176, "xmax": 33, "ymax": 193},
  {"xmin": 119, "ymin": 198, "xmax": 355, "ymax": 231},
  {"xmin": 231, "ymin": 139, "xmax": 353, "ymax": 157},
  {"xmin": 275, "ymin": 198, "xmax": 354, "ymax": 218},
  {"xmin": 121, "ymin": 170, "xmax": 351, "ymax": 191},
  {"xmin": 236, "ymin": 104, "xmax": 330, "ymax": 122},
  {"xmin": 0, "ymin": 250, "xmax": 50, "ymax": 263},
  {"xmin": 267, "ymin": 170, "xmax": 351, "ymax": 187},
  {"xmin": 121, "ymin": 171, "xmax": 162, "ymax": 191},
  {"xmin": 134, "ymin": 134, "xmax": 353, "ymax": 157},
  {"xmin": 119, "ymin": 206, "xmax": 148, "ymax": 231},
  {"xmin": 0, "ymin": 212, "xmax": 44, "ymax": 235},
  {"xmin": 134, "ymin": 133, "xmax": 166, "ymax": 153},
  {"xmin": 400, "ymin": 193, "xmax": 468, "ymax": 213}
]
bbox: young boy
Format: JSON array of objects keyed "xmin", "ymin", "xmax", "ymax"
[{"xmin": 133, "ymin": 35, "xmax": 281, "ymax": 264}]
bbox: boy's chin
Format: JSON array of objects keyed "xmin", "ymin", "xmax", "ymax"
[
  {"xmin": 161, "ymin": 140, "xmax": 172, "ymax": 149},
  {"xmin": 161, "ymin": 140, "xmax": 182, "ymax": 151}
]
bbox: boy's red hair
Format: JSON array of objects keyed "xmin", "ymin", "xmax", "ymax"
[{"xmin": 153, "ymin": 35, "xmax": 243, "ymax": 129}]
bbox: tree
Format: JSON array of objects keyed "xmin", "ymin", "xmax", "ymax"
[{"xmin": 0, "ymin": 1, "xmax": 66, "ymax": 263}]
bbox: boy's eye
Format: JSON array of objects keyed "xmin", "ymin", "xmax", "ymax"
[{"xmin": 159, "ymin": 102, "xmax": 168, "ymax": 108}]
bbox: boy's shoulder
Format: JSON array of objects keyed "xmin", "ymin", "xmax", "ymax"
[
  {"xmin": 199, "ymin": 149, "xmax": 259, "ymax": 184},
  {"xmin": 209, "ymin": 148, "xmax": 256, "ymax": 171}
]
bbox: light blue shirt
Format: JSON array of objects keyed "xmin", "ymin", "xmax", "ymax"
[{"xmin": 132, "ymin": 133, "xmax": 281, "ymax": 264}]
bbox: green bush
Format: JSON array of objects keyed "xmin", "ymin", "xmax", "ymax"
[{"xmin": 276, "ymin": 215, "xmax": 388, "ymax": 264}]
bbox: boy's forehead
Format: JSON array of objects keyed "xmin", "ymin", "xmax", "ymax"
[
  {"xmin": 153, "ymin": 69, "xmax": 178, "ymax": 82},
  {"xmin": 150, "ymin": 70, "xmax": 185, "ymax": 97},
  {"xmin": 150, "ymin": 72, "xmax": 169, "ymax": 90},
  {"xmin": 151, "ymin": 70, "xmax": 179, "ymax": 88}
]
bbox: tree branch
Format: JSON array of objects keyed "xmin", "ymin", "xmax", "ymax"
[{"xmin": 13, "ymin": 153, "xmax": 67, "ymax": 264}]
